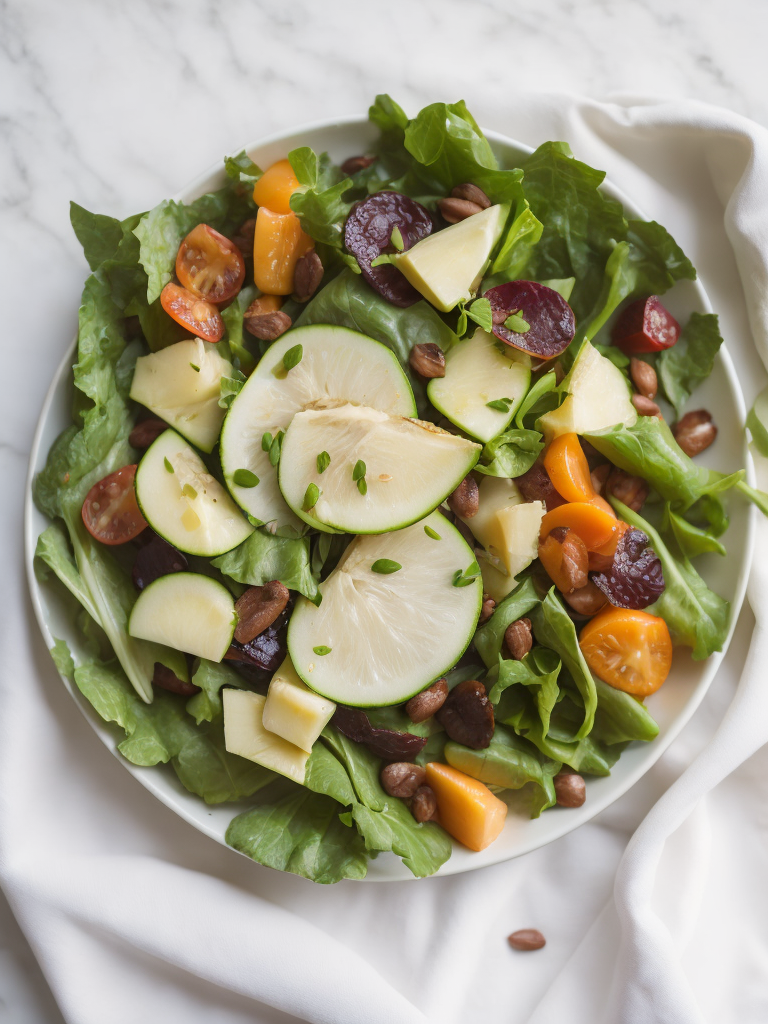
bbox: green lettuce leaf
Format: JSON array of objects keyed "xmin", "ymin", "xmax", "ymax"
[
  {"xmin": 226, "ymin": 783, "xmax": 368, "ymax": 884},
  {"xmin": 220, "ymin": 285, "xmax": 259, "ymax": 373},
  {"xmin": 224, "ymin": 151, "xmax": 262, "ymax": 189},
  {"xmin": 212, "ymin": 528, "xmax": 318, "ymax": 602},
  {"xmin": 591, "ymin": 678, "xmax": 659, "ymax": 745},
  {"xmin": 474, "ymin": 577, "xmax": 540, "ymax": 667},
  {"xmin": 657, "ymin": 312, "xmax": 723, "ymax": 416},
  {"xmin": 483, "ymin": 199, "xmax": 543, "ymax": 291},
  {"xmin": 474, "ymin": 428, "xmax": 544, "ymax": 478},
  {"xmin": 610, "ymin": 497, "xmax": 730, "ymax": 658},
  {"xmin": 186, "ymin": 659, "xmax": 247, "ymax": 725},
  {"xmin": 488, "ymin": 647, "xmax": 561, "ymax": 736},
  {"xmin": 296, "ymin": 269, "xmax": 457, "ymax": 417},
  {"xmin": 35, "ymin": 522, "xmax": 99, "ymax": 622},
  {"xmin": 530, "ymin": 589, "xmax": 597, "ymax": 739}
]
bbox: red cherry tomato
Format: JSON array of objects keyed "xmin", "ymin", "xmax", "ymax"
[
  {"xmin": 81, "ymin": 465, "xmax": 147, "ymax": 545},
  {"xmin": 612, "ymin": 296, "xmax": 680, "ymax": 354},
  {"xmin": 160, "ymin": 282, "xmax": 224, "ymax": 342},
  {"xmin": 176, "ymin": 223, "xmax": 245, "ymax": 304}
]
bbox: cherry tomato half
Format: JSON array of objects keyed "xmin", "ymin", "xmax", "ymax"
[
  {"xmin": 176, "ymin": 223, "xmax": 245, "ymax": 304},
  {"xmin": 81, "ymin": 465, "xmax": 147, "ymax": 545},
  {"xmin": 579, "ymin": 607, "xmax": 672, "ymax": 697},
  {"xmin": 160, "ymin": 282, "xmax": 224, "ymax": 342}
]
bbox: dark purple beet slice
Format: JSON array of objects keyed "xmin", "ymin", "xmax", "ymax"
[
  {"xmin": 224, "ymin": 609, "xmax": 289, "ymax": 672},
  {"xmin": 592, "ymin": 528, "xmax": 665, "ymax": 610},
  {"xmin": 132, "ymin": 532, "xmax": 188, "ymax": 590},
  {"xmin": 332, "ymin": 706, "xmax": 427, "ymax": 762},
  {"xmin": 344, "ymin": 191, "xmax": 433, "ymax": 307},
  {"xmin": 485, "ymin": 280, "xmax": 575, "ymax": 360}
]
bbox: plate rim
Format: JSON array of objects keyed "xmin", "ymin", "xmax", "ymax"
[{"xmin": 24, "ymin": 113, "xmax": 757, "ymax": 881}]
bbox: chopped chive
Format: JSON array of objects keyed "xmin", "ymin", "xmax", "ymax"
[
  {"xmin": 163, "ymin": 456, "xmax": 174, "ymax": 473},
  {"xmin": 466, "ymin": 296, "xmax": 493, "ymax": 332},
  {"xmin": 390, "ymin": 225, "xmax": 404, "ymax": 251},
  {"xmin": 316, "ymin": 451, "xmax": 331, "ymax": 474},
  {"xmin": 261, "ymin": 432, "xmax": 273, "ymax": 452},
  {"xmin": 357, "ymin": 478, "xmax": 368, "ymax": 495},
  {"xmin": 371, "ymin": 559, "xmax": 401, "ymax": 574},
  {"xmin": 486, "ymin": 399, "xmax": 511, "ymax": 412},
  {"xmin": 189, "ymin": 362, "xmax": 200, "ymax": 372},
  {"xmin": 302, "ymin": 483, "xmax": 320, "ymax": 511},
  {"xmin": 268, "ymin": 431, "xmax": 284, "ymax": 467},
  {"xmin": 182, "ymin": 483, "xmax": 198, "ymax": 500},
  {"xmin": 424, "ymin": 525, "xmax": 441, "ymax": 540},
  {"xmin": 452, "ymin": 560, "xmax": 481, "ymax": 587},
  {"xmin": 313, "ymin": 645, "xmax": 332, "ymax": 656},
  {"xmin": 352, "ymin": 460, "xmax": 366, "ymax": 482},
  {"xmin": 233, "ymin": 468, "xmax": 259, "ymax": 487},
  {"xmin": 283, "ymin": 344, "xmax": 303, "ymax": 371}
]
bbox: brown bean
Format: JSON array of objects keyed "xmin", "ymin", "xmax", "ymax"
[
  {"xmin": 405, "ymin": 678, "xmax": 449, "ymax": 723},
  {"xmin": 292, "ymin": 249, "xmax": 324, "ymax": 303},
  {"xmin": 380, "ymin": 762, "xmax": 426, "ymax": 799},
  {"xmin": 606, "ymin": 468, "xmax": 649, "ymax": 512},
  {"xmin": 590, "ymin": 463, "xmax": 611, "ymax": 496},
  {"xmin": 234, "ymin": 581, "xmax": 290, "ymax": 644},
  {"xmin": 231, "ymin": 217, "xmax": 256, "ymax": 257},
  {"xmin": 554, "ymin": 772, "xmax": 586, "ymax": 807},
  {"xmin": 450, "ymin": 183, "xmax": 491, "ymax": 209},
  {"xmin": 152, "ymin": 662, "xmax": 200, "ymax": 697},
  {"xmin": 504, "ymin": 617, "xmax": 532, "ymax": 660},
  {"xmin": 517, "ymin": 459, "xmax": 561, "ymax": 510},
  {"xmin": 244, "ymin": 309, "xmax": 292, "ymax": 341},
  {"xmin": 411, "ymin": 785, "xmax": 438, "ymax": 822},
  {"xmin": 673, "ymin": 410, "xmax": 717, "ymax": 457},
  {"xmin": 632, "ymin": 394, "xmax": 662, "ymax": 418},
  {"xmin": 479, "ymin": 593, "xmax": 496, "ymax": 625},
  {"xmin": 129, "ymin": 418, "xmax": 168, "ymax": 449},
  {"xmin": 630, "ymin": 357, "xmax": 658, "ymax": 400},
  {"xmin": 563, "ymin": 580, "xmax": 608, "ymax": 616},
  {"xmin": 340, "ymin": 154, "xmax": 376, "ymax": 175},
  {"xmin": 539, "ymin": 526, "xmax": 589, "ymax": 593},
  {"xmin": 508, "ymin": 929, "xmax": 546, "ymax": 951},
  {"xmin": 439, "ymin": 197, "xmax": 484, "ymax": 223},
  {"xmin": 409, "ymin": 342, "xmax": 446, "ymax": 378},
  {"xmin": 448, "ymin": 475, "xmax": 479, "ymax": 519},
  {"xmin": 436, "ymin": 679, "xmax": 494, "ymax": 749}
]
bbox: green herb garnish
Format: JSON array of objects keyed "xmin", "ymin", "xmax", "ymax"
[
  {"xmin": 371, "ymin": 559, "xmax": 402, "ymax": 574},
  {"xmin": 163, "ymin": 457, "xmax": 174, "ymax": 474},
  {"xmin": 424, "ymin": 525, "xmax": 441, "ymax": 540},
  {"xmin": 283, "ymin": 344, "xmax": 303, "ymax": 371},
  {"xmin": 352, "ymin": 460, "xmax": 367, "ymax": 494},
  {"xmin": 390, "ymin": 225, "xmax": 404, "ymax": 251},
  {"xmin": 182, "ymin": 483, "xmax": 198, "ymax": 500},
  {"xmin": 268, "ymin": 431, "xmax": 284, "ymax": 467},
  {"xmin": 313, "ymin": 646, "xmax": 332, "ymax": 656},
  {"xmin": 189, "ymin": 362, "xmax": 200, "ymax": 372},
  {"xmin": 452, "ymin": 560, "xmax": 481, "ymax": 587},
  {"xmin": 261, "ymin": 432, "xmax": 273, "ymax": 452},
  {"xmin": 302, "ymin": 483, "xmax": 320, "ymax": 511},
  {"xmin": 486, "ymin": 397, "xmax": 513, "ymax": 412},
  {"xmin": 233, "ymin": 469, "xmax": 259, "ymax": 488},
  {"xmin": 317, "ymin": 451, "xmax": 331, "ymax": 474},
  {"xmin": 504, "ymin": 310, "xmax": 530, "ymax": 333}
]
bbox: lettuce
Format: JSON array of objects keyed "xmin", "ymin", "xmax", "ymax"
[
  {"xmin": 474, "ymin": 428, "xmax": 544, "ymax": 478},
  {"xmin": 474, "ymin": 577, "xmax": 540, "ymax": 667},
  {"xmin": 658, "ymin": 312, "xmax": 723, "ymax": 416},
  {"xmin": 212, "ymin": 528, "xmax": 318, "ymax": 602},
  {"xmin": 488, "ymin": 647, "xmax": 561, "ymax": 736}
]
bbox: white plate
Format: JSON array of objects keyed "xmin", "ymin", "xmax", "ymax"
[{"xmin": 25, "ymin": 116, "xmax": 755, "ymax": 881}]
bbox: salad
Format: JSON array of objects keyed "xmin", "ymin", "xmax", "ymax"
[{"xmin": 33, "ymin": 95, "xmax": 768, "ymax": 884}]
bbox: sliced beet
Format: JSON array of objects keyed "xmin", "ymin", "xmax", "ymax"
[
  {"xmin": 332, "ymin": 706, "xmax": 427, "ymax": 762},
  {"xmin": 224, "ymin": 609, "xmax": 289, "ymax": 672},
  {"xmin": 485, "ymin": 280, "xmax": 575, "ymax": 360},
  {"xmin": 612, "ymin": 296, "xmax": 680, "ymax": 354},
  {"xmin": 132, "ymin": 531, "xmax": 188, "ymax": 590},
  {"xmin": 592, "ymin": 528, "xmax": 665, "ymax": 610},
  {"xmin": 344, "ymin": 191, "xmax": 433, "ymax": 307}
]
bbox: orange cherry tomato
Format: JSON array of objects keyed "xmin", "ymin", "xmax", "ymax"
[
  {"xmin": 160, "ymin": 283, "xmax": 224, "ymax": 342},
  {"xmin": 81, "ymin": 465, "xmax": 147, "ymax": 545},
  {"xmin": 544, "ymin": 433, "xmax": 594, "ymax": 502},
  {"xmin": 588, "ymin": 520, "xmax": 632, "ymax": 572},
  {"xmin": 176, "ymin": 223, "xmax": 245, "ymax": 304},
  {"xmin": 252, "ymin": 208, "xmax": 313, "ymax": 295},
  {"xmin": 540, "ymin": 501, "xmax": 619, "ymax": 552},
  {"xmin": 252, "ymin": 158, "xmax": 301, "ymax": 214},
  {"xmin": 579, "ymin": 607, "xmax": 673, "ymax": 696}
]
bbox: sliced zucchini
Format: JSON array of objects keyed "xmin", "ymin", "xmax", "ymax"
[
  {"xmin": 287, "ymin": 510, "xmax": 482, "ymax": 706},
  {"xmin": 278, "ymin": 404, "xmax": 481, "ymax": 534},
  {"xmin": 136, "ymin": 429, "xmax": 253, "ymax": 557},
  {"xmin": 220, "ymin": 324, "xmax": 416, "ymax": 532},
  {"xmin": 427, "ymin": 328, "xmax": 531, "ymax": 442},
  {"xmin": 128, "ymin": 572, "xmax": 236, "ymax": 662},
  {"xmin": 130, "ymin": 338, "xmax": 232, "ymax": 453}
]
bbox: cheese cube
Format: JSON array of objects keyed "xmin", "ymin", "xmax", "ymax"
[
  {"xmin": 223, "ymin": 689, "xmax": 308, "ymax": 784},
  {"xmin": 262, "ymin": 658, "xmax": 335, "ymax": 753}
]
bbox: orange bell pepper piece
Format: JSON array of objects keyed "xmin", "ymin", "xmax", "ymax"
[{"xmin": 253, "ymin": 208, "xmax": 313, "ymax": 295}]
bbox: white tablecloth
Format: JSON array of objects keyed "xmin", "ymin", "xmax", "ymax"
[{"xmin": 3, "ymin": 91, "xmax": 768, "ymax": 1024}]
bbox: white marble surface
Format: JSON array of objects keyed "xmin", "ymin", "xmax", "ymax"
[{"xmin": 2, "ymin": 0, "xmax": 768, "ymax": 1019}]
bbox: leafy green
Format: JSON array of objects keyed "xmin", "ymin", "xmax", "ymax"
[
  {"xmin": 530, "ymin": 589, "xmax": 597, "ymax": 739},
  {"xmin": 296, "ymin": 269, "xmax": 455, "ymax": 417},
  {"xmin": 591, "ymin": 678, "xmax": 659, "ymax": 745},
  {"xmin": 212, "ymin": 528, "xmax": 318, "ymax": 602},
  {"xmin": 289, "ymin": 146, "xmax": 354, "ymax": 253},
  {"xmin": 35, "ymin": 523, "xmax": 99, "ymax": 622},
  {"xmin": 445, "ymin": 725, "xmax": 559, "ymax": 817},
  {"xmin": 514, "ymin": 370, "xmax": 558, "ymax": 429},
  {"xmin": 484, "ymin": 199, "xmax": 544, "ymax": 290},
  {"xmin": 747, "ymin": 385, "xmax": 768, "ymax": 457},
  {"xmin": 657, "ymin": 312, "xmax": 723, "ymax": 416},
  {"xmin": 611, "ymin": 498, "xmax": 729, "ymax": 658},
  {"xmin": 134, "ymin": 187, "xmax": 254, "ymax": 304},
  {"xmin": 70, "ymin": 204, "xmax": 144, "ymax": 271},
  {"xmin": 218, "ymin": 368, "xmax": 247, "ymax": 410},
  {"xmin": 488, "ymin": 647, "xmax": 561, "ymax": 736},
  {"xmin": 226, "ymin": 783, "xmax": 369, "ymax": 884},
  {"xmin": 186, "ymin": 659, "xmax": 246, "ymax": 725},
  {"xmin": 474, "ymin": 577, "xmax": 540, "ymax": 667},
  {"xmin": 664, "ymin": 505, "xmax": 726, "ymax": 558},
  {"xmin": 224, "ymin": 150, "xmax": 262, "ymax": 189},
  {"xmin": 220, "ymin": 285, "xmax": 258, "ymax": 372},
  {"xmin": 474, "ymin": 428, "xmax": 544, "ymax": 478},
  {"xmin": 50, "ymin": 638, "xmax": 76, "ymax": 679},
  {"xmin": 581, "ymin": 221, "xmax": 696, "ymax": 341}
]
